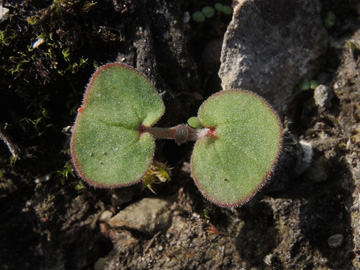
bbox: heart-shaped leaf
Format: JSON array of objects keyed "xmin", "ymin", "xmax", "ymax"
[
  {"xmin": 71, "ymin": 63, "xmax": 165, "ymax": 187},
  {"xmin": 191, "ymin": 90, "xmax": 283, "ymax": 207}
]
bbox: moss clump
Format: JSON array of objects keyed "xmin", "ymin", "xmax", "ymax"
[{"xmin": 0, "ymin": 0, "xmax": 128, "ymax": 184}]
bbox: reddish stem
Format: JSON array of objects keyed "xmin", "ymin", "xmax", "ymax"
[{"xmin": 140, "ymin": 124, "xmax": 213, "ymax": 145}]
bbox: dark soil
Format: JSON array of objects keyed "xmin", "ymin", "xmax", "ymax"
[{"xmin": 1, "ymin": 0, "xmax": 359, "ymax": 269}]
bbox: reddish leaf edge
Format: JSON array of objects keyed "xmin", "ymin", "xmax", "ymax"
[
  {"xmin": 190, "ymin": 89, "xmax": 284, "ymax": 208},
  {"xmin": 70, "ymin": 62, "xmax": 165, "ymax": 188},
  {"xmin": 78, "ymin": 62, "xmax": 165, "ymax": 116}
]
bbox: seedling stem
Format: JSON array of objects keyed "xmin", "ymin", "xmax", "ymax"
[{"xmin": 143, "ymin": 124, "xmax": 211, "ymax": 145}]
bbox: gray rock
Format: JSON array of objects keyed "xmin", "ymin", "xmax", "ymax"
[
  {"xmin": 219, "ymin": 0, "xmax": 328, "ymax": 113},
  {"xmin": 327, "ymin": 234, "xmax": 344, "ymax": 248},
  {"xmin": 109, "ymin": 198, "xmax": 172, "ymax": 234},
  {"xmin": 297, "ymin": 140, "xmax": 314, "ymax": 175},
  {"xmin": 314, "ymin": 84, "xmax": 333, "ymax": 108}
]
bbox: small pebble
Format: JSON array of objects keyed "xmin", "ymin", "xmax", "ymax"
[
  {"xmin": 99, "ymin": 210, "xmax": 113, "ymax": 222},
  {"xmin": 264, "ymin": 254, "xmax": 273, "ymax": 265},
  {"xmin": 0, "ymin": 7, "xmax": 10, "ymax": 23},
  {"xmin": 109, "ymin": 198, "xmax": 172, "ymax": 234},
  {"xmin": 32, "ymin": 38, "xmax": 45, "ymax": 49},
  {"xmin": 183, "ymin": 11, "xmax": 190, "ymax": 23},
  {"xmin": 314, "ymin": 85, "xmax": 333, "ymax": 108},
  {"xmin": 327, "ymin": 234, "xmax": 344, "ymax": 248},
  {"xmin": 297, "ymin": 140, "xmax": 313, "ymax": 175}
]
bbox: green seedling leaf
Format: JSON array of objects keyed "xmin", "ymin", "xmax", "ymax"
[
  {"xmin": 310, "ymin": 80, "xmax": 319, "ymax": 90},
  {"xmin": 299, "ymin": 79, "xmax": 310, "ymax": 91},
  {"xmin": 187, "ymin": 116, "xmax": 203, "ymax": 129},
  {"xmin": 214, "ymin": 3, "xmax": 224, "ymax": 12},
  {"xmin": 192, "ymin": 11, "xmax": 206, "ymax": 22},
  {"xmin": 191, "ymin": 90, "xmax": 283, "ymax": 207},
  {"xmin": 222, "ymin": 5, "xmax": 232, "ymax": 15},
  {"xmin": 324, "ymin": 11, "xmax": 336, "ymax": 29},
  {"xmin": 202, "ymin": 6, "xmax": 215, "ymax": 18},
  {"xmin": 71, "ymin": 63, "xmax": 165, "ymax": 187}
]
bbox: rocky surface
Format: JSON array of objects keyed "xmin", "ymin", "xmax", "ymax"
[
  {"xmin": 219, "ymin": 0, "xmax": 328, "ymax": 113},
  {"xmin": 314, "ymin": 84, "xmax": 333, "ymax": 108},
  {"xmin": 109, "ymin": 198, "xmax": 172, "ymax": 234}
]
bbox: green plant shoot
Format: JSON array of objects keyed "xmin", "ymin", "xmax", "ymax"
[{"xmin": 71, "ymin": 63, "xmax": 283, "ymax": 208}]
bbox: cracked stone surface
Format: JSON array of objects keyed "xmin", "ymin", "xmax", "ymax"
[{"xmin": 219, "ymin": 0, "xmax": 328, "ymax": 113}]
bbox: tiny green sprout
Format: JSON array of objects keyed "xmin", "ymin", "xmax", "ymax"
[
  {"xmin": 71, "ymin": 63, "xmax": 283, "ymax": 207},
  {"xmin": 201, "ymin": 6, "xmax": 215, "ymax": 19},
  {"xmin": 222, "ymin": 5, "xmax": 232, "ymax": 15},
  {"xmin": 192, "ymin": 11, "xmax": 206, "ymax": 22},
  {"xmin": 214, "ymin": 3, "xmax": 224, "ymax": 12},
  {"xmin": 299, "ymin": 79, "xmax": 310, "ymax": 91},
  {"xmin": 187, "ymin": 116, "xmax": 203, "ymax": 129},
  {"xmin": 310, "ymin": 80, "xmax": 319, "ymax": 90},
  {"xmin": 299, "ymin": 79, "xmax": 319, "ymax": 91},
  {"xmin": 324, "ymin": 11, "xmax": 336, "ymax": 29}
]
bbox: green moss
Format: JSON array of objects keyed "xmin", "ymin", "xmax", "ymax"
[
  {"xmin": 0, "ymin": 27, "xmax": 18, "ymax": 46},
  {"xmin": 57, "ymin": 162, "xmax": 76, "ymax": 180},
  {"xmin": 0, "ymin": 0, "xmax": 105, "ymax": 85},
  {"xmin": 0, "ymin": 0, "xmax": 136, "ymax": 199}
]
